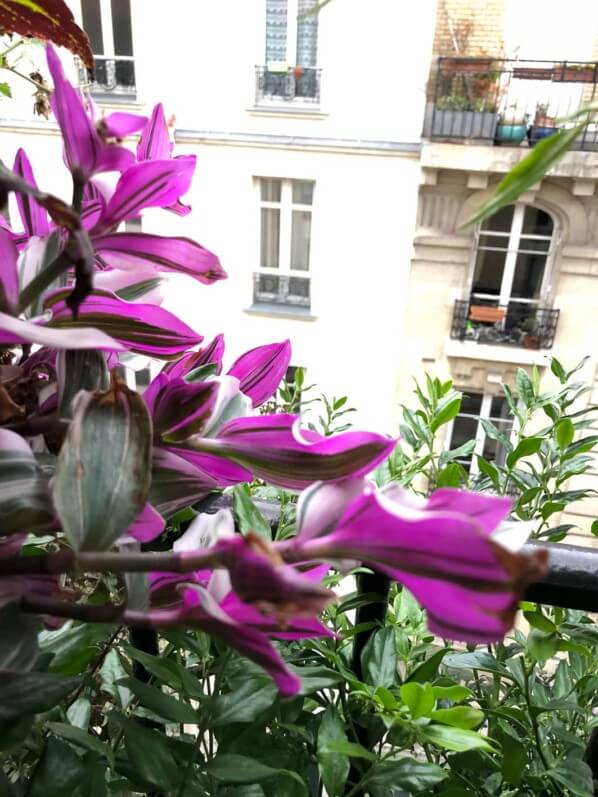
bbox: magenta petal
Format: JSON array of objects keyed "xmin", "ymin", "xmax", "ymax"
[
  {"xmin": 101, "ymin": 111, "xmax": 148, "ymax": 138},
  {"xmin": 81, "ymin": 198, "xmax": 106, "ymax": 231},
  {"xmin": 197, "ymin": 415, "xmax": 396, "ymax": 489},
  {"xmin": 137, "ymin": 103, "xmax": 173, "ymax": 161},
  {"xmin": 220, "ymin": 592, "xmax": 334, "ymax": 639},
  {"xmin": 154, "ymin": 379, "xmax": 219, "ymax": 440},
  {"xmin": 165, "ymin": 198, "xmax": 192, "ymax": 216},
  {"xmin": 228, "ymin": 340, "xmax": 291, "ymax": 407},
  {"xmin": 181, "ymin": 586, "xmax": 301, "ymax": 696},
  {"xmin": 45, "ymin": 289, "xmax": 203, "ymax": 357},
  {"xmin": 150, "ymin": 448, "xmax": 218, "ymax": 519},
  {"xmin": 95, "ymin": 145, "xmax": 136, "ymax": 175},
  {"xmin": 426, "ymin": 489, "xmax": 512, "ymax": 536},
  {"xmin": 0, "ymin": 310, "xmax": 123, "ymax": 350},
  {"xmin": 163, "ymin": 335, "xmax": 225, "ymax": 379},
  {"xmin": 296, "ymin": 480, "xmax": 367, "ymax": 541},
  {"xmin": 47, "ymin": 45, "xmax": 101, "ymax": 179},
  {"xmin": 93, "ymin": 232, "xmax": 227, "ymax": 284},
  {"xmin": 0, "ymin": 228, "xmax": 19, "ymax": 313},
  {"xmin": 127, "ymin": 503, "xmax": 165, "ymax": 543},
  {"xmin": 166, "ymin": 446, "xmax": 252, "ymax": 487},
  {"xmin": 94, "ymin": 269, "xmax": 166, "ymax": 306},
  {"xmin": 13, "ymin": 150, "xmax": 50, "ymax": 237}
]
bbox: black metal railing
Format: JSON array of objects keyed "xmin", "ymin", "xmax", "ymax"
[
  {"xmin": 253, "ymin": 272, "xmax": 310, "ymax": 309},
  {"xmin": 77, "ymin": 56, "xmax": 136, "ymax": 95},
  {"xmin": 450, "ymin": 299, "xmax": 560, "ymax": 349},
  {"xmin": 255, "ymin": 66, "xmax": 321, "ymax": 105},
  {"xmin": 425, "ymin": 57, "xmax": 598, "ymax": 149}
]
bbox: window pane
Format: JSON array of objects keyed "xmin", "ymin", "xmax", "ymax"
[
  {"xmin": 111, "ymin": 0, "xmax": 133, "ymax": 55},
  {"xmin": 478, "ymin": 233, "xmax": 509, "ymax": 250},
  {"xmin": 472, "ymin": 248, "xmax": 506, "ymax": 295},
  {"xmin": 460, "ymin": 392, "xmax": 484, "ymax": 415},
  {"xmin": 81, "ymin": 0, "xmax": 104, "ymax": 55},
  {"xmin": 518, "ymin": 237, "xmax": 551, "ymax": 253},
  {"xmin": 482, "ymin": 434, "xmax": 509, "ymax": 466},
  {"xmin": 260, "ymin": 208, "xmax": 280, "ymax": 268},
  {"xmin": 291, "ymin": 210, "xmax": 311, "ymax": 271},
  {"xmin": 296, "ymin": 0, "xmax": 319, "ymax": 66},
  {"xmin": 481, "ymin": 205, "xmax": 514, "ymax": 233},
  {"xmin": 292, "ymin": 180, "xmax": 314, "ymax": 205},
  {"xmin": 522, "ymin": 206, "xmax": 553, "ymax": 236},
  {"xmin": 490, "ymin": 395, "xmax": 511, "ymax": 420},
  {"xmin": 289, "ymin": 276, "xmax": 310, "ymax": 298},
  {"xmin": 450, "ymin": 416, "xmax": 478, "ymax": 464},
  {"xmin": 511, "ymin": 253, "xmax": 547, "ymax": 299},
  {"xmin": 266, "ymin": 0, "xmax": 288, "ymax": 63},
  {"xmin": 260, "ymin": 178, "xmax": 281, "ymax": 202}
]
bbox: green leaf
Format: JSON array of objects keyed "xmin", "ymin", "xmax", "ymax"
[
  {"xmin": 46, "ymin": 722, "xmax": 114, "ymax": 766},
  {"xmin": 366, "ymin": 758, "xmax": 448, "ymax": 791},
  {"xmin": 516, "ymin": 368, "xmax": 535, "ymax": 408},
  {"xmin": 361, "ymin": 627, "xmax": 397, "ymax": 688},
  {"xmin": 0, "ymin": 672, "xmax": 81, "ymax": 721},
  {"xmin": 443, "ymin": 651, "xmax": 512, "ymax": 680},
  {"xmin": 500, "ymin": 731, "xmax": 528, "ymax": 785},
  {"xmin": 423, "ymin": 724, "xmax": 493, "ymax": 752},
  {"xmin": 524, "ymin": 611, "xmax": 556, "ymax": 633},
  {"xmin": 430, "ymin": 396, "xmax": 462, "ymax": 433},
  {"xmin": 40, "ymin": 622, "xmax": 116, "ymax": 676},
  {"xmin": 109, "ymin": 713, "xmax": 179, "ymax": 792},
  {"xmin": 476, "ymin": 456, "xmax": 500, "ymax": 490},
  {"xmin": 118, "ymin": 677, "xmax": 199, "ymax": 724},
  {"xmin": 549, "ymin": 758, "xmax": 594, "ymax": 797},
  {"xmin": 440, "ymin": 440, "xmax": 476, "ymax": 465},
  {"xmin": 0, "ymin": 430, "xmax": 54, "ymax": 533},
  {"xmin": 27, "ymin": 739, "xmax": 85, "ymax": 797},
  {"xmin": 527, "ymin": 629, "xmax": 559, "ymax": 662},
  {"xmin": 66, "ymin": 697, "xmax": 91, "ymax": 729},
  {"xmin": 408, "ymin": 648, "xmax": 451, "ymax": 683},
  {"xmin": 317, "ymin": 706, "xmax": 350, "ymax": 797},
  {"xmin": 0, "ymin": 602, "xmax": 39, "ymax": 671},
  {"xmin": 210, "ymin": 678, "xmax": 277, "ymax": 726},
  {"xmin": 432, "ymin": 685, "xmax": 472, "ymax": 702},
  {"xmin": 465, "ymin": 123, "xmax": 587, "ymax": 227},
  {"xmin": 116, "ymin": 277, "xmax": 164, "ymax": 302},
  {"xmin": 0, "ymin": 82, "xmax": 11, "ymax": 98},
  {"xmin": 431, "ymin": 706, "xmax": 484, "ymax": 730},
  {"xmin": 550, "ymin": 357, "xmax": 567, "ymax": 383},
  {"xmin": 56, "ymin": 349, "xmax": 109, "ymax": 419},
  {"xmin": 290, "ymin": 665, "xmax": 343, "ymax": 693},
  {"xmin": 541, "ymin": 501, "xmax": 565, "ymax": 521},
  {"xmin": 319, "ymin": 740, "xmax": 377, "ymax": 761},
  {"xmin": 233, "ymin": 484, "xmax": 271, "ymax": 540},
  {"xmin": 555, "ymin": 418, "xmax": 575, "ymax": 449},
  {"xmin": 506, "ymin": 437, "xmax": 542, "ymax": 469},
  {"xmin": 52, "ymin": 380, "xmax": 152, "ymax": 551},
  {"xmin": 436, "ymin": 463, "xmax": 465, "ymax": 488},
  {"xmin": 591, "ymin": 520, "xmax": 598, "ymax": 537},
  {"xmin": 205, "ymin": 754, "xmax": 305, "ymax": 790},
  {"xmin": 400, "ymin": 682, "xmax": 436, "ymax": 718}
]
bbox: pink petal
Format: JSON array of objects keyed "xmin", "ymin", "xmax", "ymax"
[
  {"xmin": 127, "ymin": 503, "xmax": 165, "ymax": 543},
  {"xmin": 228, "ymin": 340, "xmax": 291, "ymax": 407}
]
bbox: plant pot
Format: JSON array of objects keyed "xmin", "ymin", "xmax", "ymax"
[
  {"xmin": 529, "ymin": 125, "xmax": 559, "ymax": 146},
  {"xmin": 495, "ymin": 123, "xmax": 528, "ymax": 145},
  {"xmin": 441, "ymin": 57, "xmax": 494, "ymax": 74},
  {"xmin": 553, "ymin": 66, "xmax": 596, "ymax": 83},
  {"xmin": 431, "ymin": 108, "xmax": 498, "ymax": 140}
]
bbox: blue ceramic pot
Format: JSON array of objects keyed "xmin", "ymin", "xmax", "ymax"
[
  {"xmin": 529, "ymin": 125, "xmax": 559, "ymax": 146},
  {"xmin": 495, "ymin": 123, "xmax": 528, "ymax": 144}
]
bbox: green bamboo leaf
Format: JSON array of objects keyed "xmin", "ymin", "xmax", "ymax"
[
  {"xmin": 317, "ymin": 707, "xmax": 350, "ymax": 797},
  {"xmin": 423, "ymin": 724, "xmax": 493, "ymax": 752},
  {"xmin": 233, "ymin": 484, "xmax": 271, "ymax": 540},
  {"xmin": 554, "ymin": 418, "xmax": 575, "ymax": 449},
  {"xmin": 506, "ymin": 437, "xmax": 543, "ymax": 469},
  {"xmin": 118, "ymin": 677, "xmax": 199, "ymax": 724},
  {"xmin": 51, "ymin": 378, "xmax": 152, "ymax": 551}
]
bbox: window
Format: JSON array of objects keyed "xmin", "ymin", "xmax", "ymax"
[
  {"xmin": 124, "ymin": 218, "xmax": 142, "ymax": 233},
  {"xmin": 79, "ymin": 0, "xmax": 135, "ymax": 93},
  {"xmin": 453, "ymin": 203, "xmax": 560, "ymax": 348},
  {"xmin": 254, "ymin": 178, "xmax": 314, "ymax": 309},
  {"xmin": 257, "ymin": 0, "xmax": 321, "ymax": 103},
  {"xmin": 446, "ymin": 392, "xmax": 515, "ymax": 474}
]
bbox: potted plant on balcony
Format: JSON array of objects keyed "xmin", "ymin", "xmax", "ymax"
[
  {"xmin": 553, "ymin": 62, "xmax": 597, "ymax": 83},
  {"xmin": 529, "ymin": 103, "xmax": 559, "ymax": 146},
  {"xmin": 431, "ymin": 94, "xmax": 498, "ymax": 140},
  {"xmin": 495, "ymin": 105, "xmax": 529, "ymax": 145}
]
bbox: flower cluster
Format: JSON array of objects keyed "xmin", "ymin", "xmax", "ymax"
[{"xmin": 0, "ymin": 45, "xmax": 548, "ymax": 697}]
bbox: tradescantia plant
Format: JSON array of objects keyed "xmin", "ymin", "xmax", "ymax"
[{"xmin": 0, "ymin": 42, "xmax": 570, "ymax": 796}]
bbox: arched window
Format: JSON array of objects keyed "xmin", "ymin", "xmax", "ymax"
[{"xmin": 471, "ymin": 203, "xmax": 555, "ymax": 308}]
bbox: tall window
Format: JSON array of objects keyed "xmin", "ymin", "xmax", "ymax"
[
  {"xmin": 80, "ymin": 0, "xmax": 135, "ymax": 92},
  {"xmin": 472, "ymin": 204, "xmax": 554, "ymax": 308},
  {"xmin": 258, "ymin": 0, "xmax": 320, "ymax": 102},
  {"xmin": 254, "ymin": 178, "xmax": 314, "ymax": 309},
  {"xmin": 446, "ymin": 392, "xmax": 514, "ymax": 474}
]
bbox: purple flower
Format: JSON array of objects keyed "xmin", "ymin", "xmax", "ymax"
[
  {"xmin": 294, "ymin": 482, "xmax": 549, "ymax": 644},
  {"xmin": 0, "ymin": 228, "xmax": 19, "ymax": 314},
  {"xmin": 228, "ymin": 340, "xmax": 291, "ymax": 407},
  {"xmin": 162, "ymin": 335, "xmax": 225, "ymax": 379},
  {"xmin": 183, "ymin": 414, "xmax": 396, "ymax": 489},
  {"xmin": 13, "ymin": 150, "xmax": 50, "ymax": 238}
]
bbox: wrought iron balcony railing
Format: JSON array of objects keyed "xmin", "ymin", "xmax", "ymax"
[
  {"xmin": 425, "ymin": 57, "xmax": 598, "ymax": 150},
  {"xmin": 450, "ymin": 299, "xmax": 560, "ymax": 349},
  {"xmin": 253, "ymin": 272, "xmax": 310, "ymax": 309},
  {"xmin": 255, "ymin": 66, "xmax": 321, "ymax": 105},
  {"xmin": 76, "ymin": 56, "xmax": 136, "ymax": 96}
]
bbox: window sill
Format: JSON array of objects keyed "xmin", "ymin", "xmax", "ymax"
[
  {"xmin": 445, "ymin": 339, "xmax": 551, "ymax": 366},
  {"xmin": 244, "ymin": 303, "xmax": 317, "ymax": 321},
  {"xmin": 90, "ymin": 91, "xmax": 140, "ymax": 107},
  {"xmin": 248, "ymin": 104, "xmax": 327, "ymax": 120}
]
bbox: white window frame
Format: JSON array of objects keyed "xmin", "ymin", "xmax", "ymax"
[
  {"xmin": 256, "ymin": 177, "xmax": 313, "ymax": 289},
  {"xmin": 469, "ymin": 203, "xmax": 557, "ymax": 307},
  {"xmin": 266, "ymin": 0, "xmax": 317, "ymax": 67},
  {"xmin": 77, "ymin": 0, "xmax": 135, "ymax": 91},
  {"xmin": 445, "ymin": 391, "xmax": 517, "ymax": 476}
]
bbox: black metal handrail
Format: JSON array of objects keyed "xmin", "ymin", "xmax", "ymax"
[
  {"xmin": 426, "ymin": 57, "xmax": 598, "ymax": 149},
  {"xmin": 253, "ymin": 271, "xmax": 311, "ymax": 309},
  {"xmin": 255, "ymin": 65, "xmax": 321, "ymax": 104},
  {"xmin": 450, "ymin": 299, "xmax": 560, "ymax": 349},
  {"xmin": 76, "ymin": 55, "xmax": 136, "ymax": 95}
]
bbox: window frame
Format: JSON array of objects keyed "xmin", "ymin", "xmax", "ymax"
[
  {"xmin": 265, "ymin": 0, "xmax": 318, "ymax": 68},
  {"xmin": 445, "ymin": 391, "xmax": 517, "ymax": 475},
  {"xmin": 468, "ymin": 203, "xmax": 558, "ymax": 307},
  {"xmin": 254, "ymin": 177, "xmax": 314, "ymax": 308},
  {"xmin": 77, "ymin": 0, "xmax": 135, "ymax": 93}
]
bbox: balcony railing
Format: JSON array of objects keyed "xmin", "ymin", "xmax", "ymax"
[
  {"xmin": 450, "ymin": 300, "xmax": 560, "ymax": 349},
  {"xmin": 253, "ymin": 272, "xmax": 310, "ymax": 309},
  {"xmin": 76, "ymin": 56, "xmax": 136, "ymax": 96},
  {"xmin": 255, "ymin": 66, "xmax": 321, "ymax": 105},
  {"xmin": 425, "ymin": 57, "xmax": 598, "ymax": 150}
]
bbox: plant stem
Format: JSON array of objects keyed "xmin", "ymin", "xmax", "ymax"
[
  {"xmin": 18, "ymin": 250, "xmax": 73, "ymax": 313},
  {"xmin": 522, "ymin": 661, "xmax": 551, "ymax": 772}
]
